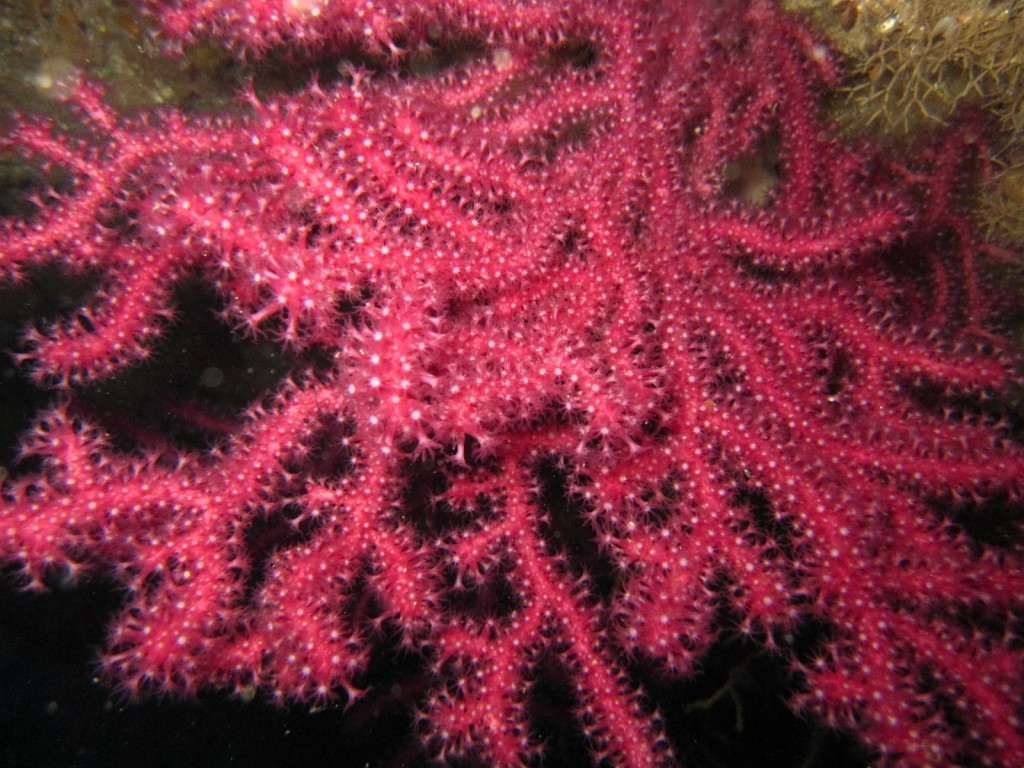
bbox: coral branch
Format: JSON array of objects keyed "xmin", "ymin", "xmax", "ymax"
[{"xmin": 2, "ymin": 1, "xmax": 1022, "ymax": 766}]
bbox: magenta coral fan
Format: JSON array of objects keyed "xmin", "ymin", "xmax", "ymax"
[{"xmin": 2, "ymin": 1, "xmax": 1023, "ymax": 766}]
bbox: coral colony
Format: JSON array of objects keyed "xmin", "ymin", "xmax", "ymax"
[{"xmin": 2, "ymin": 0, "xmax": 1023, "ymax": 766}]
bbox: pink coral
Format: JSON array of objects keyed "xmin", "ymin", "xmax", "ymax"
[{"xmin": 2, "ymin": 1, "xmax": 1023, "ymax": 766}]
